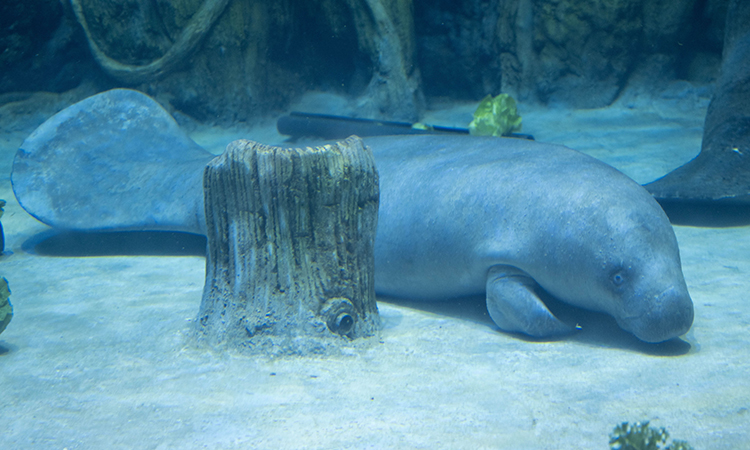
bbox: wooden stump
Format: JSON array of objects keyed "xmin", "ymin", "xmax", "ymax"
[{"xmin": 197, "ymin": 136, "xmax": 380, "ymax": 354}]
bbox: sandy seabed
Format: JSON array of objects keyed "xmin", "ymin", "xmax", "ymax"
[{"xmin": 0, "ymin": 84, "xmax": 747, "ymax": 449}]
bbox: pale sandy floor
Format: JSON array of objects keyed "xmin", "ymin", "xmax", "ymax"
[{"xmin": 0, "ymin": 84, "xmax": 748, "ymax": 449}]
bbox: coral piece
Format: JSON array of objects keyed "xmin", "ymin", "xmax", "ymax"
[
  {"xmin": 468, "ymin": 94, "xmax": 522, "ymax": 137},
  {"xmin": 609, "ymin": 421, "xmax": 694, "ymax": 450}
]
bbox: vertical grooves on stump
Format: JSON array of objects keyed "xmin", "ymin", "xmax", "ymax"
[{"xmin": 198, "ymin": 136, "xmax": 379, "ymax": 354}]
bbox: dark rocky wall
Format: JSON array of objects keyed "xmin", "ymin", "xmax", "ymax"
[
  {"xmin": 64, "ymin": 0, "xmax": 421, "ymax": 123},
  {"xmin": 0, "ymin": 0, "xmax": 733, "ymax": 123},
  {"xmin": 0, "ymin": 0, "xmax": 99, "ymax": 94},
  {"xmin": 73, "ymin": 0, "xmax": 378, "ymax": 122},
  {"xmin": 416, "ymin": 0, "xmax": 730, "ymax": 108},
  {"xmin": 414, "ymin": 0, "xmax": 503, "ymax": 100}
]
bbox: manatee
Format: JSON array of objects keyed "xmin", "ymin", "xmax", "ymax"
[{"xmin": 12, "ymin": 89, "xmax": 694, "ymax": 343}]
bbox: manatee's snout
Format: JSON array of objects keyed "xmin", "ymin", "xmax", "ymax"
[{"xmin": 617, "ymin": 285, "xmax": 694, "ymax": 343}]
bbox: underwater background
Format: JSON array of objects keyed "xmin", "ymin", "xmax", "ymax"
[{"xmin": 1, "ymin": 0, "xmax": 748, "ymax": 448}]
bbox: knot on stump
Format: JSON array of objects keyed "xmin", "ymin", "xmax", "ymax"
[{"xmin": 321, "ymin": 297, "xmax": 357, "ymax": 336}]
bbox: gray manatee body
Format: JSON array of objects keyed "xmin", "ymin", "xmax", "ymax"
[
  {"xmin": 12, "ymin": 89, "xmax": 694, "ymax": 342},
  {"xmin": 368, "ymin": 135, "xmax": 693, "ymax": 342}
]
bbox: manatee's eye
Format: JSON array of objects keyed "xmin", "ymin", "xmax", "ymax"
[{"xmin": 611, "ymin": 271, "xmax": 625, "ymax": 286}]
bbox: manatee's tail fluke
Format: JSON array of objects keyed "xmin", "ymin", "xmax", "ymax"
[{"xmin": 12, "ymin": 89, "xmax": 213, "ymax": 235}]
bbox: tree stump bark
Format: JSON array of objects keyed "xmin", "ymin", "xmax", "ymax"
[{"xmin": 197, "ymin": 136, "xmax": 380, "ymax": 354}]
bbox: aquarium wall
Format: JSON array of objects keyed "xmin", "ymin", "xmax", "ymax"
[{"xmin": 0, "ymin": 0, "xmax": 729, "ymax": 124}]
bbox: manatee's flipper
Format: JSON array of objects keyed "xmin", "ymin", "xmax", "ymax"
[
  {"xmin": 645, "ymin": 0, "xmax": 750, "ymax": 204},
  {"xmin": 12, "ymin": 89, "xmax": 214, "ymax": 234},
  {"xmin": 485, "ymin": 265, "xmax": 573, "ymax": 339}
]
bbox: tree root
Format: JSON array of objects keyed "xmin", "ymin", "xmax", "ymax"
[{"xmin": 70, "ymin": 0, "xmax": 231, "ymax": 84}]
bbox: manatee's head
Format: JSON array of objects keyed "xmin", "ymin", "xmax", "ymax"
[
  {"xmin": 534, "ymin": 178, "xmax": 694, "ymax": 343},
  {"xmin": 596, "ymin": 221, "xmax": 694, "ymax": 343}
]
